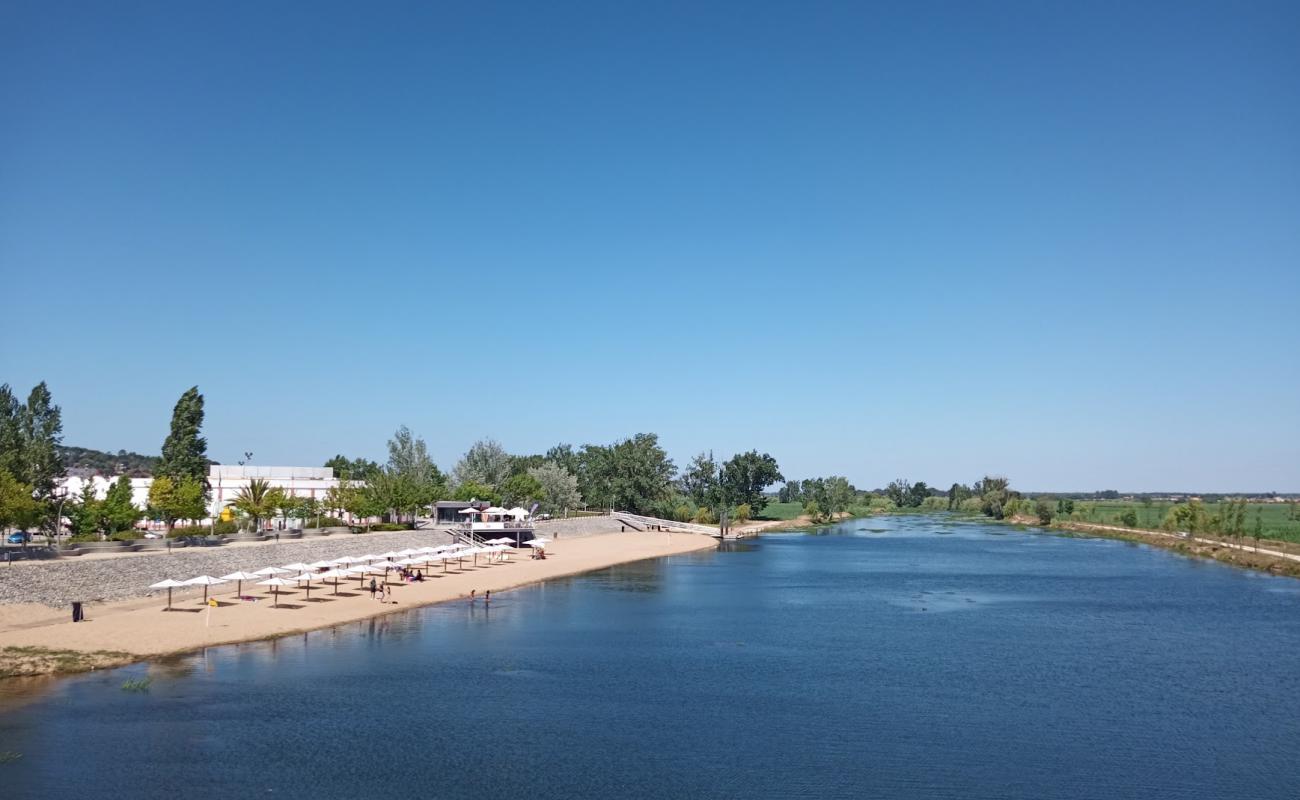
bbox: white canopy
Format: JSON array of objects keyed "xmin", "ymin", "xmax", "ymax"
[
  {"xmin": 529, "ymin": 537, "xmax": 551, "ymax": 545},
  {"xmin": 524, "ymin": 541, "xmax": 546, "ymax": 548},
  {"xmin": 508, "ymin": 507, "xmax": 529, "ymax": 519},
  {"xmin": 398, "ymin": 548, "xmax": 421, "ymax": 556},
  {"xmin": 220, "ymin": 571, "xmax": 262, "ymax": 581},
  {"xmin": 254, "ymin": 566, "xmax": 292, "ymax": 576},
  {"xmin": 185, "ymin": 575, "xmax": 228, "ymax": 586},
  {"xmin": 150, "ymin": 578, "xmax": 188, "ymax": 589},
  {"xmin": 332, "ymin": 556, "xmax": 362, "ymax": 564},
  {"xmin": 282, "ymin": 562, "xmax": 314, "ymax": 572},
  {"xmin": 483, "ymin": 506, "xmax": 508, "ymax": 515},
  {"xmin": 458, "ymin": 507, "xmax": 480, "ymax": 515},
  {"xmin": 308, "ymin": 560, "xmax": 336, "ymax": 569},
  {"xmin": 289, "ymin": 573, "xmax": 317, "ymax": 582},
  {"xmin": 257, "ymin": 577, "xmax": 297, "ymax": 587},
  {"xmin": 417, "ymin": 546, "xmax": 440, "ymax": 553},
  {"xmin": 315, "ymin": 569, "xmax": 348, "ymax": 580},
  {"xmin": 378, "ymin": 551, "xmax": 404, "ymax": 559}
]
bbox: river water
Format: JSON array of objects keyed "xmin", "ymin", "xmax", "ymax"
[{"xmin": 2, "ymin": 515, "xmax": 1298, "ymax": 799}]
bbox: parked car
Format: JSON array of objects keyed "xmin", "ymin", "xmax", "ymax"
[
  {"xmin": 143, "ymin": 532, "xmax": 164, "ymax": 539},
  {"xmin": 6, "ymin": 531, "xmax": 32, "ymax": 545}
]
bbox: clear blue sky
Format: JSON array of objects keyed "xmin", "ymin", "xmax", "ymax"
[{"xmin": 2, "ymin": 1, "xmax": 1297, "ymax": 492}]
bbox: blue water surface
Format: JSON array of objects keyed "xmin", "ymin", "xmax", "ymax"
[{"xmin": 2, "ymin": 516, "xmax": 1298, "ymax": 799}]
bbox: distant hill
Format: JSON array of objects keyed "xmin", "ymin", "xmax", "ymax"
[{"xmin": 59, "ymin": 446, "xmax": 161, "ymax": 477}]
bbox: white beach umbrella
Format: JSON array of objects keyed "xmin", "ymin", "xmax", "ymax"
[
  {"xmin": 398, "ymin": 548, "xmax": 421, "ymax": 556},
  {"xmin": 358, "ymin": 554, "xmax": 381, "ymax": 562},
  {"xmin": 417, "ymin": 546, "xmax": 439, "ymax": 553},
  {"xmin": 378, "ymin": 551, "xmax": 404, "ymax": 559},
  {"xmin": 254, "ymin": 566, "xmax": 293, "ymax": 576},
  {"xmin": 290, "ymin": 572, "xmax": 318, "ymax": 600},
  {"xmin": 308, "ymin": 560, "xmax": 335, "ymax": 570},
  {"xmin": 524, "ymin": 541, "xmax": 546, "ymax": 548},
  {"xmin": 150, "ymin": 578, "xmax": 188, "ymax": 609},
  {"xmin": 529, "ymin": 537, "xmax": 551, "ymax": 545},
  {"xmin": 395, "ymin": 557, "xmax": 421, "ymax": 566},
  {"xmin": 282, "ymin": 562, "xmax": 313, "ymax": 573},
  {"xmin": 332, "ymin": 556, "xmax": 360, "ymax": 565},
  {"xmin": 457, "ymin": 507, "xmax": 479, "ymax": 515},
  {"xmin": 508, "ymin": 507, "xmax": 528, "ymax": 519},
  {"xmin": 184, "ymin": 575, "xmax": 229, "ymax": 604},
  {"xmin": 220, "ymin": 571, "xmax": 264, "ymax": 597},
  {"xmin": 315, "ymin": 568, "xmax": 348, "ymax": 594},
  {"xmin": 257, "ymin": 577, "xmax": 297, "ymax": 607},
  {"xmin": 483, "ymin": 506, "xmax": 507, "ymax": 515}
]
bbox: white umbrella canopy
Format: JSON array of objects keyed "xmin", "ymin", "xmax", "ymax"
[
  {"xmin": 457, "ymin": 507, "xmax": 479, "ymax": 515},
  {"xmin": 315, "ymin": 569, "xmax": 348, "ymax": 594},
  {"xmin": 282, "ymin": 562, "xmax": 313, "ymax": 573},
  {"xmin": 398, "ymin": 548, "xmax": 421, "ymax": 556},
  {"xmin": 529, "ymin": 537, "xmax": 551, "ymax": 545},
  {"xmin": 257, "ymin": 577, "xmax": 297, "ymax": 606},
  {"xmin": 308, "ymin": 560, "xmax": 336, "ymax": 569},
  {"xmin": 150, "ymin": 578, "xmax": 188, "ymax": 609},
  {"xmin": 507, "ymin": 507, "xmax": 529, "ymax": 519},
  {"xmin": 483, "ymin": 506, "xmax": 508, "ymax": 515},
  {"xmin": 524, "ymin": 541, "xmax": 546, "ymax": 548},
  {"xmin": 417, "ymin": 546, "xmax": 440, "ymax": 553},
  {"xmin": 184, "ymin": 575, "xmax": 228, "ymax": 604},
  {"xmin": 395, "ymin": 558, "xmax": 421, "ymax": 566},
  {"xmin": 221, "ymin": 571, "xmax": 264, "ymax": 597},
  {"xmin": 358, "ymin": 554, "xmax": 381, "ymax": 561},
  {"xmin": 254, "ymin": 566, "xmax": 293, "ymax": 576},
  {"xmin": 332, "ymin": 556, "xmax": 361, "ymax": 565}
]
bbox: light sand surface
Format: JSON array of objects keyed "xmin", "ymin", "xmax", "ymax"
[{"xmin": 0, "ymin": 532, "xmax": 716, "ymax": 660}]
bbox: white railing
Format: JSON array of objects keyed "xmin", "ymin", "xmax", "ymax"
[{"xmin": 610, "ymin": 511, "xmax": 718, "ymax": 535}]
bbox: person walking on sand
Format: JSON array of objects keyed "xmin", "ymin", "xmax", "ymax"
[
  {"xmin": 369, "ymin": 578, "xmax": 377, "ymax": 600},
  {"xmin": 384, "ymin": 585, "xmax": 393, "ymax": 604}
]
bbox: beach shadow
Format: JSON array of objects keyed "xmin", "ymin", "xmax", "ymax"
[
  {"xmin": 164, "ymin": 607, "xmax": 203, "ymax": 613},
  {"xmin": 331, "ymin": 592, "xmax": 361, "ymax": 598},
  {"xmin": 271, "ymin": 604, "xmax": 305, "ymax": 610},
  {"xmin": 302, "ymin": 597, "xmax": 333, "ymax": 603}
]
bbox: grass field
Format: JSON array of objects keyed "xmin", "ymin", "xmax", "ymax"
[
  {"xmin": 755, "ymin": 501, "xmax": 805, "ymax": 521},
  {"xmin": 1062, "ymin": 500, "xmax": 1300, "ymax": 543}
]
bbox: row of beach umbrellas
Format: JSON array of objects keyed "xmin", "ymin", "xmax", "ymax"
[{"xmin": 148, "ymin": 539, "xmax": 546, "ymax": 609}]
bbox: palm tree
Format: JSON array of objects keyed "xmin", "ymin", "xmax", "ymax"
[{"xmin": 228, "ymin": 478, "xmax": 284, "ymax": 534}]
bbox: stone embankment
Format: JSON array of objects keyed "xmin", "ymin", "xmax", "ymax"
[
  {"xmin": 0, "ymin": 530, "xmax": 453, "ymax": 607},
  {"xmin": 0, "ymin": 517, "xmax": 631, "ymax": 608}
]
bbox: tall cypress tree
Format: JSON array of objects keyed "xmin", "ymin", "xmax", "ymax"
[
  {"xmin": 158, "ymin": 387, "xmax": 210, "ymax": 487},
  {"xmin": 0, "ymin": 384, "xmax": 22, "ymax": 479},
  {"xmin": 18, "ymin": 382, "xmax": 64, "ymax": 500}
]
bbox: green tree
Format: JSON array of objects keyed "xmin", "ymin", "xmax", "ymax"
[
  {"xmin": 98, "ymin": 475, "xmax": 141, "ymax": 535},
  {"xmin": 324, "ymin": 455, "xmax": 380, "ymax": 480},
  {"xmin": 907, "ymin": 481, "xmax": 931, "ymax": 508},
  {"xmin": 18, "ymin": 382, "xmax": 64, "ymax": 504},
  {"xmin": 528, "ymin": 463, "xmax": 582, "ymax": 515},
  {"xmin": 158, "ymin": 387, "xmax": 208, "ymax": 482},
  {"xmin": 147, "ymin": 475, "xmax": 206, "ymax": 533},
  {"xmin": 227, "ymin": 478, "xmax": 285, "ymax": 532},
  {"xmin": 681, "ymin": 452, "xmax": 721, "ymax": 507},
  {"xmin": 451, "ymin": 480, "xmax": 501, "ymax": 505},
  {"xmin": 605, "ymin": 433, "xmax": 676, "ymax": 515},
  {"xmin": 885, "ymin": 479, "xmax": 911, "ymax": 508},
  {"xmin": 1057, "ymin": 498, "xmax": 1075, "ymax": 516},
  {"xmin": 453, "ymin": 438, "xmax": 512, "ymax": 488},
  {"xmin": 379, "ymin": 425, "xmax": 444, "ymax": 520},
  {"xmin": 0, "ymin": 468, "xmax": 43, "ymax": 533},
  {"xmin": 500, "ymin": 472, "xmax": 543, "ymax": 506},
  {"xmin": 947, "ymin": 483, "xmax": 972, "ymax": 511},
  {"xmin": 1035, "ymin": 499, "xmax": 1056, "ymax": 525},
  {"xmin": 1162, "ymin": 499, "xmax": 1207, "ymax": 537},
  {"xmin": 1119, "ymin": 509, "xmax": 1138, "ymax": 527},
  {"xmin": 718, "ymin": 451, "xmax": 782, "ymax": 513},
  {"xmin": 1252, "ymin": 510, "xmax": 1264, "ymax": 549},
  {"xmin": 976, "ymin": 475, "xmax": 1014, "ymax": 519},
  {"xmin": 0, "ymin": 386, "xmax": 22, "ymax": 480}
]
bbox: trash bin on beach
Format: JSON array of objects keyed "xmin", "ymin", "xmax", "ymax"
[{"xmin": 72, "ymin": 601, "xmax": 84, "ymax": 622}]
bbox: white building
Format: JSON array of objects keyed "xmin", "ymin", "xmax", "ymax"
[{"xmin": 58, "ymin": 465, "xmax": 346, "ymax": 525}]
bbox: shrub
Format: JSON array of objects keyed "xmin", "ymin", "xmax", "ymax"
[
  {"xmin": 1035, "ymin": 500, "xmax": 1055, "ymax": 525},
  {"xmin": 733, "ymin": 504, "xmax": 752, "ymax": 524},
  {"xmin": 673, "ymin": 505, "xmax": 694, "ymax": 523},
  {"xmin": 1119, "ymin": 510, "xmax": 1138, "ymax": 527},
  {"xmin": 693, "ymin": 507, "xmax": 717, "ymax": 525},
  {"xmin": 368, "ymin": 522, "xmax": 410, "ymax": 532},
  {"xmin": 213, "ymin": 520, "xmax": 239, "ymax": 535},
  {"xmin": 109, "ymin": 530, "xmax": 142, "ymax": 541}
]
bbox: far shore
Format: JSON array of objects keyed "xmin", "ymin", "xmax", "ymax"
[{"xmin": 0, "ymin": 531, "xmax": 717, "ymax": 679}]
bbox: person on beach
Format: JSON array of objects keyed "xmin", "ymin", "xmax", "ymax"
[
  {"xmin": 485, "ymin": 590, "xmax": 491, "ymax": 605},
  {"xmin": 384, "ymin": 585, "xmax": 393, "ymax": 603},
  {"xmin": 369, "ymin": 578, "xmax": 377, "ymax": 600},
  {"xmin": 470, "ymin": 589, "xmax": 476, "ymax": 603}
]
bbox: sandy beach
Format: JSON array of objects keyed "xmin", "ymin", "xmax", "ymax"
[{"xmin": 0, "ymin": 531, "xmax": 716, "ymax": 674}]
